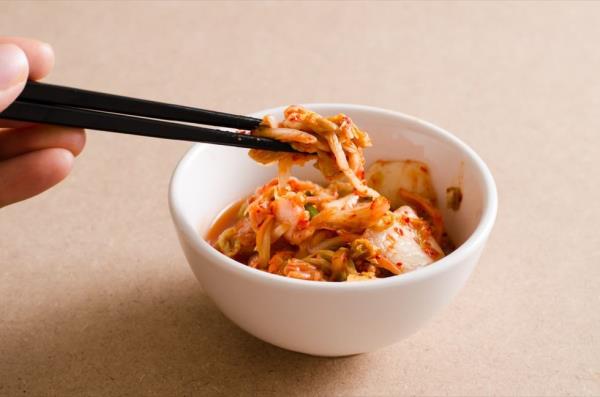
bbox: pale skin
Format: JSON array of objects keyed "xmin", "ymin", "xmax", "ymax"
[{"xmin": 0, "ymin": 37, "xmax": 85, "ymax": 207}]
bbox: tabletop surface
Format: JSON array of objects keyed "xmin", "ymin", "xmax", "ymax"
[{"xmin": 1, "ymin": 2, "xmax": 599, "ymax": 396}]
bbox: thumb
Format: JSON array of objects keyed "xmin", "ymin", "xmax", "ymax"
[{"xmin": 0, "ymin": 43, "xmax": 29, "ymax": 112}]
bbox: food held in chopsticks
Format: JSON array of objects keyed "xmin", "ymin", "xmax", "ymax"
[{"xmin": 206, "ymin": 106, "xmax": 455, "ymax": 282}]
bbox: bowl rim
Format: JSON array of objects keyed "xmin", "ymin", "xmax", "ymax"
[{"xmin": 169, "ymin": 103, "xmax": 498, "ymax": 291}]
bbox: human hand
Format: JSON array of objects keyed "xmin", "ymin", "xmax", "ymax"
[{"xmin": 0, "ymin": 37, "xmax": 85, "ymax": 207}]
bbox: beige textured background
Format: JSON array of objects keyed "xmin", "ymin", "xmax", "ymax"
[{"xmin": 1, "ymin": 1, "xmax": 599, "ymax": 396}]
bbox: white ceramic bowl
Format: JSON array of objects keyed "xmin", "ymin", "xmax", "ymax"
[{"xmin": 169, "ymin": 104, "xmax": 497, "ymax": 357}]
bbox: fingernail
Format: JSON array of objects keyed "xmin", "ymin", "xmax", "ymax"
[{"xmin": 0, "ymin": 44, "xmax": 28, "ymax": 90}]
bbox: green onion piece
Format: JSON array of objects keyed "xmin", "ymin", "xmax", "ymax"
[{"xmin": 305, "ymin": 204, "xmax": 319, "ymax": 219}]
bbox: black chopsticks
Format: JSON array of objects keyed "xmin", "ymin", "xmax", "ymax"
[{"xmin": 0, "ymin": 81, "xmax": 297, "ymax": 152}]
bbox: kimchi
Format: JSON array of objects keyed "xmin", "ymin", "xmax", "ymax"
[{"xmin": 206, "ymin": 106, "xmax": 454, "ymax": 282}]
